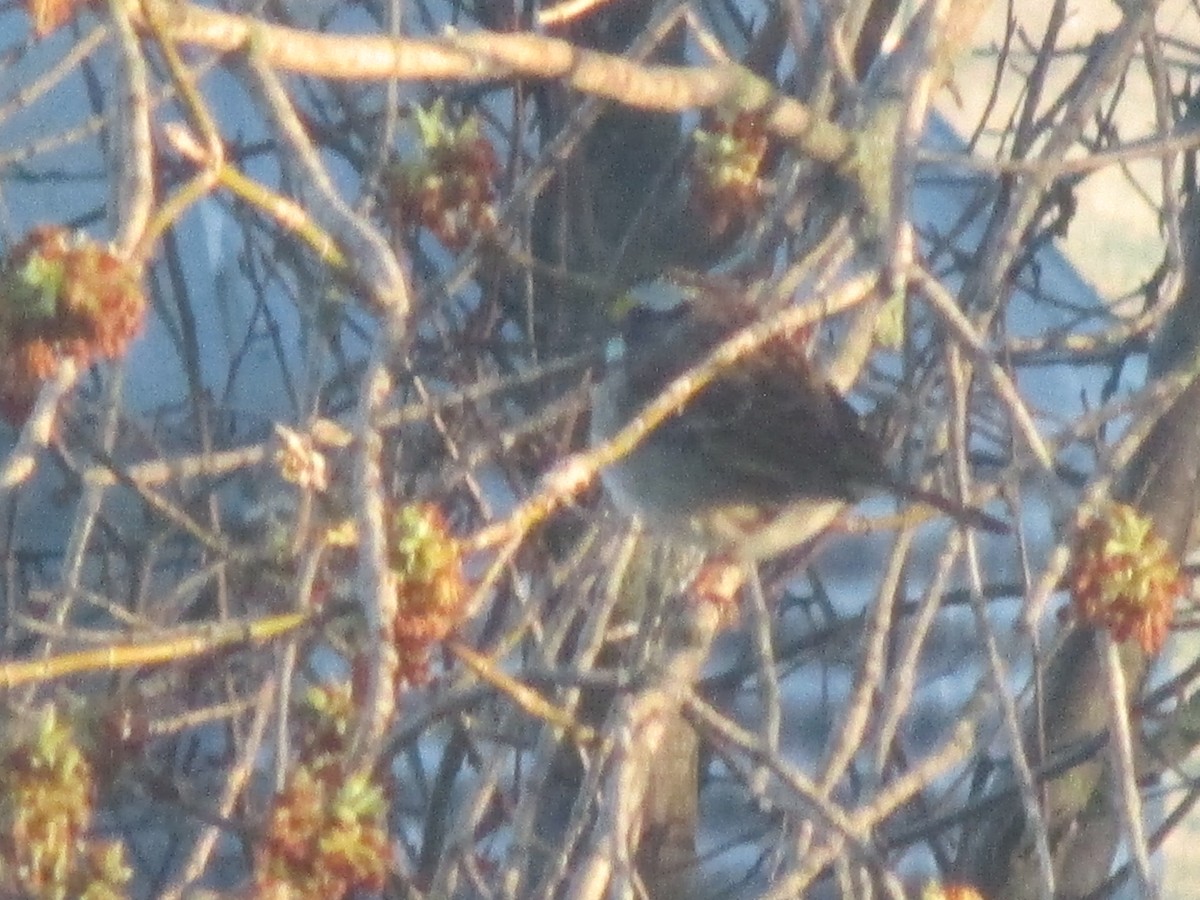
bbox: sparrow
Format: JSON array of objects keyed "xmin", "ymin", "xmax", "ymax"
[{"xmin": 589, "ymin": 282, "xmax": 1007, "ymax": 560}]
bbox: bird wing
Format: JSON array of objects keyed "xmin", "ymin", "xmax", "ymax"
[{"xmin": 637, "ymin": 334, "xmax": 888, "ymax": 507}]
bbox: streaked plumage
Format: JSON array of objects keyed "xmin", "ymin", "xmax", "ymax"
[{"xmin": 590, "ymin": 285, "xmax": 1005, "ymax": 559}]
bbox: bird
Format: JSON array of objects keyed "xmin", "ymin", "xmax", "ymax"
[{"xmin": 589, "ymin": 280, "xmax": 1008, "ymax": 560}]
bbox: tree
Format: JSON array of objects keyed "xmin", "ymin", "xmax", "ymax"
[{"xmin": 0, "ymin": 0, "xmax": 1197, "ymax": 897}]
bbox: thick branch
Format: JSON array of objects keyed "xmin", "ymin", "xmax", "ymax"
[{"xmin": 134, "ymin": 0, "xmax": 852, "ymax": 166}]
